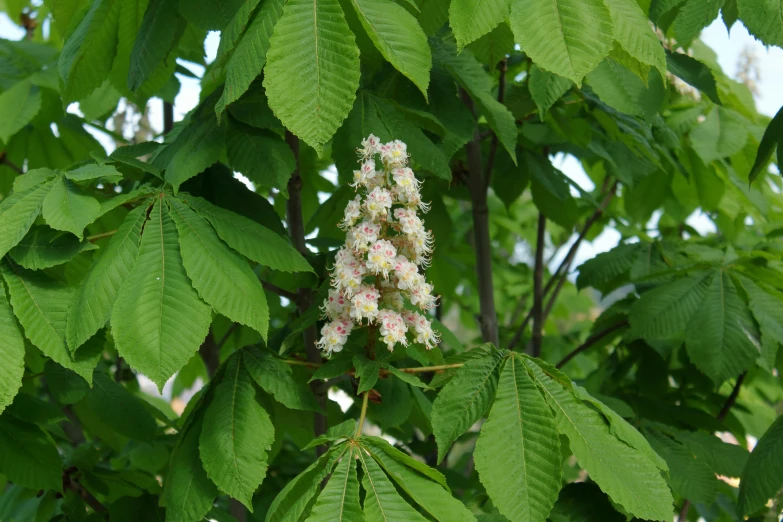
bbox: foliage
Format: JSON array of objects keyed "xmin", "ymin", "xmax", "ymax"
[{"xmin": 0, "ymin": 0, "xmax": 782, "ymax": 521}]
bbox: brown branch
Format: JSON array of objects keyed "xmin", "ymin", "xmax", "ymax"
[
  {"xmin": 261, "ymin": 280, "xmax": 299, "ymax": 302},
  {"xmin": 483, "ymin": 58, "xmax": 508, "ymax": 191},
  {"xmin": 678, "ymin": 372, "xmax": 747, "ymax": 521},
  {"xmin": 460, "ymin": 88, "xmax": 499, "ymax": 346},
  {"xmin": 0, "ymin": 152, "xmax": 24, "ymax": 175},
  {"xmin": 63, "ymin": 468, "xmax": 107, "ymax": 515},
  {"xmin": 531, "ymin": 213, "xmax": 546, "ymax": 357},
  {"xmin": 216, "ymin": 323, "xmax": 240, "ymax": 351},
  {"xmin": 163, "ymin": 101, "xmax": 174, "ymax": 135},
  {"xmin": 285, "ymin": 131, "xmax": 327, "ymax": 450},
  {"xmin": 198, "ymin": 335, "xmax": 219, "ymax": 378},
  {"xmin": 555, "ymin": 321, "xmax": 628, "ymax": 369}
]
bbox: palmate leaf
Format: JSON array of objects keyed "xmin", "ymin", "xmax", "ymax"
[
  {"xmin": 664, "ymin": 50, "xmax": 721, "ymax": 104},
  {"xmin": 243, "ymin": 347, "xmax": 321, "ymax": 411},
  {"xmin": 0, "ymin": 80, "xmax": 41, "ymax": 143},
  {"xmin": 350, "ymin": 0, "xmax": 432, "ymax": 97},
  {"xmin": 83, "ymin": 372, "xmax": 157, "ymax": 443},
  {"xmin": 180, "ymin": 0, "xmax": 245, "ymax": 30},
  {"xmin": 431, "ymin": 345, "xmax": 504, "ymax": 462},
  {"xmin": 602, "ymin": 0, "xmax": 666, "ymax": 79},
  {"xmin": 738, "ymin": 415, "xmax": 783, "ymax": 515},
  {"xmin": 1, "ymin": 260, "xmax": 100, "ymax": 383},
  {"xmin": 42, "ymin": 176, "xmax": 102, "ymax": 240},
  {"xmin": 199, "ymin": 355, "xmax": 274, "ymax": 509},
  {"xmin": 509, "ymin": 0, "xmax": 614, "ymax": 85},
  {"xmin": 0, "ymin": 182, "xmax": 52, "ymax": 259},
  {"xmin": 215, "ymin": 0, "xmax": 285, "ymax": 116},
  {"xmin": 127, "ymin": 0, "xmax": 183, "ymax": 92},
  {"xmin": 474, "ymin": 355, "xmax": 562, "ymax": 522},
  {"xmin": 526, "ymin": 359, "xmax": 673, "ymax": 521},
  {"xmin": 163, "ymin": 408, "xmax": 218, "ymax": 522},
  {"xmin": 181, "ymin": 195, "xmax": 312, "ymax": 273},
  {"xmin": 741, "ymin": 277, "xmax": 783, "ymax": 367},
  {"xmin": 528, "ymin": 65, "xmax": 571, "ymax": 120},
  {"xmin": 168, "ymin": 197, "xmax": 269, "ymax": 339},
  {"xmin": 111, "ymin": 199, "xmax": 212, "ymax": 389},
  {"xmin": 0, "ymin": 281, "xmax": 25, "ymax": 415},
  {"xmin": 10, "ymin": 227, "xmax": 96, "ymax": 271},
  {"xmin": 0, "ymin": 415, "xmax": 62, "ymax": 492},
  {"xmin": 67, "ymin": 204, "xmax": 149, "ymax": 351},
  {"xmin": 684, "ymin": 271, "xmax": 759, "ymax": 383},
  {"xmin": 305, "ymin": 446, "xmax": 362, "ymax": 522},
  {"xmin": 450, "ymin": 0, "xmax": 508, "ymax": 51},
  {"xmin": 672, "ymin": 0, "xmax": 722, "ymax": 47},
  {"xmin": 690, "ymin": 106, "xmax": 748, "ymax": 164},
  {"xmin": 748, "ymin": 104, "xmax": 783, "ymax": 184},
  {"xmin": 263, "ymin": 0, "xmax": 361, "ymax": 154},
  {"xmin": 586, "ymin": 59, "xmax": 664, "ymax": 119},
  {"xmin": 736, "ymin": 0, "xmax": 783, "ymax": 47},
  {"xmin": 225, "ymin": 122, "xmax": 294, "ymax": 191},
  {"xmin": 357, "ymin": 449, "xmax": 428, "ymax": 522},
  {"xmin": 363, "ymin": 438, "xmax": 475, "ymax": 522}
]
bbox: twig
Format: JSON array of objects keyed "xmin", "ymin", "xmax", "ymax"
[
  {"xmin": 260, "ymin": 280, "xmax": 299, "ymax": 302},
  {"xmin": 163, "ymin": 101, "xmax": 174, "ymax": 135},
  {"xmin": 86, "ymin": 230, "xmax": 117, "ymax": 242},
  {"xmin": 483, "ymin": 58, "xmax": 508, "ymax": 191},
  {"xmin": 285, "ymin": 131, "xmax": 327, "ymax": 450},
  {"xmin": 555, "ymin": 321, "xmax": 628, "ymax": 369},
  {"xmin": 63, "ymin": 468, "xmax": 107, "ymax": 515},
  {"xmin": 216, "ymin": 323, "xmax": 240, "ymax": 350},
  {"xmin": 677, "ymin": 372, "xmax": 747, "ymax": 521},
  {"xmin": 283, "ymin": 358, "xmax": 466, "ymax": 375},
  {"xmin": 355, "ymin": 392, "xmax": 369, "ymax": 437},
  {"xmin": 0, "ymin": 153, "xmax": 24, "ymax": 175},
  {"xmin": 531, "ymin": 213, "xmax": 546, "ymax": 357}
]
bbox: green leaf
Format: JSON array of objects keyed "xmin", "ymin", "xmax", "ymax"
[
  {"xmin": 200, "ymin": 355, "xmax": 275, "ymax": 509},
  {"xmin": 0, "ymin": 281, "xmax": 24, "ymax": 415},
  {"xmin": 243, "ymin": 347, "xmax": 321, "ymax": 411},
  {"xmin": 357, "ymin": 449, "xmax": 429, "ymax": 522},
  {"xmin": 665, "ymin": 50, "xmax": 721, "ymax": 104},
  {"xmin": 549, "ymin": 483, "xmax": 626, "ymax": 522},
  {"xmin": 670, "ymin": 428, "xmax": 748, "ymax": 478},
  {"xmin": 586, "ymin": 59, "xmax": 664, "ymax": 119},
  {"xmin": 528, "ymin": 65, "xmax": 571, "ymax": 119},
  {"xmin": 350, "ymin": 0, "xmax": 432, "ymax": 98},
  {"xmin": 1, "ymin": 261, "xmax": 99, "ymax": 382},
  {"xmin": 509, "ymin": 0, "xmax": 614, "ymax": 85},
  {"xmin": 305, "ymin": 446, "xmax": 363, "ymax": 522},
  {"xmin": 181, "ymin": 195, "xmax": 312, "ymax": 273},
  {"xmin": 0, "ymin": 81, "xmax": 41, "ymax": 144},
  {"xmin": 466, "ymin": 22, "xmax": 515, "ymax": 66},
  {"xmin": 302, "ymin": 419, "xmax": 356, "ymax": 449},
  {"xmin": 383, "ymin": 365, "xmax": 430, "ymax": 389},
  {"xmin": 354, "ymin": 354, "xmax": 382, "ymax": 394},
  {"xmin": 67, "ymin": 204, "xmax": 148, "ymax": 351},
  {"xmin": 65, "ymin": 163, "xmax": 123, "ymax": 183},
  {"xmin": 225, "ymin": 122, "xmax": 294, "ymax": 191},
  {"xmin": 13, "ymin": 168, "xmax": 57, "ymax": 193},
  {"xmin": 263, "ymin": 0, "xmax": 361, "ymax": 154},
  {"xmin": 685, "ymin": 271, "xmax": 759, "ymax": 383},
  {"xmin": 450, "ymin": 0, "xmax": 509, "ymax": 51},
  {"xmin": 431, "ymin": 347, "xmax": 503, "ymax": 462},
  {"xmin": 180, "ymin": 0, "xmax": 245, "ymax": 30},
  {"xmin": 58, "ymin": 0, "xmax": 122, "ymax": 102},
  {"xmin": 736, "ymin": 0, "xmax": 783, "ymax": 47},
  {"xmin": 629, "ymin": 271, "xmax": 712, "ymax": 341},
  {"xmin": 44, "ymin": 360, "xmax": 90, "ymax": 405},
  {"xmin": 526, "ymin": 360, "xmax": 674, "ymax": 521},
  {"xmin": 690, "ymin": 106, "xmax": 748, "ymax": 164},
  {"xmin": 10, "ymin": 226, "xmax": 97, "ymax": 271},
  {"xmin": 748, "ymin": 104, "xmax": 783, "ymax": 184},
  {"xmin": 576, "ymin": 243, "xmax": 640, "ymax": 293},
  {"xmin": 163, "ymin": 410, "xmax": 219, "ymax": 522},
  {"xmin": 474, "ymin": 355, "xmax": 562, "ymax": 522},
  {"xmin": 0, "ymin": 183, "xmax": 51, "ymax": 259},
  {"xmin": 111, "ymin": 200, "xmax": 212, "ymax": 389},
  {"xmin": 266, "ymin": 449, "xmax": 343, "ymax": 522},
  {"xmin": 672, "ymin": 0, "xmax": 722, "ymax": 47},
  {"xmin": 741, "ymin": 278, "xmax": 783, "ymax": 365},
  {"xmin": 363, "ymin": 438, "xmax": 475, "ymax": 522},
  {"xmin": 42, "ymin": 177, "xmax": 101, "ymax": 240},
  {"xmin": 168, "ymin": 197, "xmax": 269, "ymax": 339},
  {"xmin": 82, "ymin": 372, "xmax": 157, "ymax": 442},
  {"xmin": 127, "ymin": 0, "xmax": 182, "ymax": 92},
  {"xmin": 0, "ymin": 415, "xmax": 62, "ymax": 492},
  {"xmin": 215, "ymin": 0, "xmax": 285, "ymax": 116},
  {"xmin": 603, "ymin": 0, "xmax": 666, "ymax": 78},
  {"xmin": 738, "ymin": 415, "xmax": 783, "ymax": 515}
]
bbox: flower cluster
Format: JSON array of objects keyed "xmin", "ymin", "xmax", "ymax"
[{"xmin": 316, "ymin": 136, "xmax": 440, "ymax": 356}]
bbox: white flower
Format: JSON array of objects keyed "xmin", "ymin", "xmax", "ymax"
[
  {"xmin": 393, "ymin": 256, "xmax": 420, "ymax": 290},
  {"xmin": 322, "ymin": 288, "xmax": 349, "ymax": 320},
  {"xmin": 340, "ymin": 195, "xmax": 363, "ymax": 230},
  {"xmin": 359, "ymin": 134, "xmax": 381, "ymax": 159},
  {"xmin": 350, "ymin": 284, "xmax": 381, "ymax": 322},
  {"xmin": 346, "ymin": 220, "xmax": 381, "ymax": 253},
  {"xmin": 408, "ymin": 280, "xmax": 437, "ymax": 310},
  {"xmin": 381, "ymin": 140, "xmax": 408, "ymax": 167},
  {"xmin": 366, "ymin": 239, "xmax": 397, "ymax": 277},
  {"xmin": 403, "ymin": 311, "xmax": 440, "ymax": 350},
  {"xmin": 316, "ymin": 319, "xmax": 353, "ymax": 356},
  {"xmin": 363, "ymin": 186, "xmax": 393, "ymax": 220},
  {"xmin": 332, "ymin": 248, "xmax": 366, "ymax": 295},
  {"xmin": 378, "ymin": 309, "xmax": 407, "ymax": 350},
  {"xmin": 352, "ymin": 159, "xmax": 381, "ymax": 189}
]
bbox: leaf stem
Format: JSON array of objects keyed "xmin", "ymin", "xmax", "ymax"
[
  {"xmin": 355, "ymin": 392, "xmax": 369, "ymax": 437},
  {"xmin": 281, "ymin": 358, "xmax": 465, "ymax": 375},
  {"xmin": 555, "ymin": 321, "xmax": 628, "ymax": 368},
  {"xmin": 86, "ymin": 229, "xmax": 118, "ymax": 242}
]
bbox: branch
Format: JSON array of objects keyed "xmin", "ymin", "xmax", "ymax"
[
  {"xmin": 483, "ymin": 58, "xmax": 508, "ymax": 191},
  {"xmin": 285, "ymin": 131, "xmax": 327, "ymax": 449},
  {"xmin": 261, "ymin": 280, "xmax": 299, "ymax": 302},
  {"xmin": 531, "ymin": 213, "xmax": 546, "ymax": 357},
  {"xmin": 86, "ymin": 229, "xmax": 118, "ymax": 242},
  {"xmin": 163, "ymin": 101, "xmax": 174, "ymax": 135},
  {"xmin": 216, "ymin": 323, "xmax": 240, "ymax": 351},
  {"xmin": 555, "ymin": 321, "xmax": 628, "ymax": 369},
  {"xmin": 460, "ymin": 88, "xmax": 499, "ymax": 346},
  {"xmin": 677, "ymin": 372, "xmax": 747, "ymax": 521},
  {"xmin": 0, "ymin": 151, "xmax": 24, "ymax": 175},
  {"xmin": 63, "ymin": 468, "xmax": 107, "ymax": 515}
]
